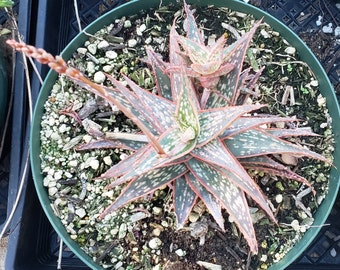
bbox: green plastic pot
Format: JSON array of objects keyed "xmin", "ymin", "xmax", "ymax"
[
  {"xmin": 31, "ymin": 0, "xmax": 340, "ymax": 269},
  {"xmin": 0, "ymin": 52, "xmax": 8, "ymax": 136}
]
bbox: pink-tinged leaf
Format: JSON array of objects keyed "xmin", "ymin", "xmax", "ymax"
[
  {"xmin": 99, "ymin": 164, "xmax": 188, "ymax": 219},
  {"xmin": 69, "ymin": 77, "xmax": 160, "ymax": 135},
  {"xmin": 177, "ymin": 35, "xmax": 210, "ymax": 65},
  {"xmin": 174, "ymin": 176, "xmax": 197, "ymax": 229},
  {"xmin": 191, "ymin": 139, "xmax": 275, "ymax": 223},
  {"xmin": 240, "ymin": 156, "xmax": 315, "ymax": 194},
  {"xmin": 190, "ymin": 61, "xmax": 223, "ymax": 75},
  {"xmin": 169, "ymin": 24, "xmax": 185, "ymax": 101},
  {"xmin": 220, "ymin": 116, "xmax": 298, "ymax": 139},
  {"xmin": 186, "ymin": 159, "xmax": 258, "ymax": 254},
  {"xmin": 106, "ymin": 74, "xmax": 167, "ymax": 134},
  {"xmin": 100, "ymin": 145, "xmax": 152, "ymax": 184},
  {"xmin": 186, "ymin": 172, "xmax": 225, "ymax": 231},
  {"xmin": 69, "ymin": 75, "xmax": 166, "ymax": 155},
  {"xmin": 175, "ymin": 73, "xmax": 200, "ymax": 134},
  {"xmin": 207, "ymin": 35, "xmax": 227, "ymax": 62},
  {"xmin": 76, "ymin": 138, "xmax": 146, "ymax": 152},
  {"xmin": 105, "ymin": 128, "xmax": 197, "ymax": 186},
  {"xmin": 206, "ymin": 20, "xmax": 262, "ymax": 108},
  {"xmin": 122, "ymin": 74, "xmax": 176, "ymax": 132},
  {"xmin": 146, "ymin": 49, "xmax": 172, "ymax": 100},
  {"xmin": 225, "ymin": 129, "xmax": 329, "ymax": 162},
  {"xmin": 183, "ymin": 1, "xmax": 204, "ymax": 44},
  {"xmin": 266, "ymin": 127, "xmax": 319, "ymax": 138},
  {"xmin": 197, "ymin": 104, "xmax": 264, "ymax": 146}
]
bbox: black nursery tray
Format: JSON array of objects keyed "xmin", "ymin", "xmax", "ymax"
[
  {"xmin": 0, "ymin": 0, "xmax": 37, "ymax": 235},
  {"xmin": 5, "ymin": 0, "xmax": 340, "ymax": 269}
]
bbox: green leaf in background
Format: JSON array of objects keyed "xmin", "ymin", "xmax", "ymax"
[{"xmin": 0, "ymin": 0, "xmax": 14, "ymax": 8}]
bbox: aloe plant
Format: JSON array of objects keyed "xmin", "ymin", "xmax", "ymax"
[{"xmin": 7, "ymin": 1, "xmax": 329, "ymax": 254}]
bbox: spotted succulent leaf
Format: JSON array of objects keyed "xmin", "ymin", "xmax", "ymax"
[
  {"xmin": 225, "ymin": 129, "xmax": 328, "ymax": 162},
  {"xmin": 220, "ymin": 116, "xmax": 298, "ymax": 139},
  {"xmin": 206, "ymin": 20, "xmax": 262, "ymax": 108},
  {"xmin": 187, "ymin": 158, "xmax": 258, "ymax": 253},
  {"xmin": 169, "ymin": 24, "xmax": 186, "ymax": 102},
  {"xmin": 174, "ymin": 176, "xmax": 197, "ymax": 229},
  {"xmin": 104, "ymin": 128, "xmax": 196, "ymax": 186},
  {"xmin": 186, "ymin": 172, "xmax": 225, "ymax": 231},
  {"xmin": 197, "ymin": 104, "xmax": 264, "ymax": 146},
  {"xmin": 267, "ymin": 127, "xmax": 319, "ymax": 138},
  {"xmin": 76, "ymin": 138, "xmax": 146, "ymax": 152},
  {"xmin": 146, "ymin": 48, "xmax": 172, "ymax": 100},
  {"xmin": 175, "ymin": 73, "xmax": 200, "ymax": 135},
  {"xmin": 121, "ymin": 74, "xmax": 176, "ymax": 131},
  {"xmin": 191, "ymin": 139, "xmax": 275, "ymax": 222},
  {"xmin": 183, "ymin": 1, "xmax": 204, "ymax": 44},
  {"xmin": 240, "ymin": 156, "xmax": 315, "ymax": 192},
  {"xmin": 100, "ymin": 164, "xmax": 188, "ymax": 219}
]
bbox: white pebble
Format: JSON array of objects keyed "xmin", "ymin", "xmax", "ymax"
[
  {"xmin": 148, "ymin": 237, "xmax": 162, "ymax": 249},
  {"xmin": 103, "ymin": 65, "xmax": 114, "ymax": 73},
  {"xmin": 136, "ymin": 24, "xmax": 146, "ymax": 36},
  {"xmin": 87, "ymin": 43, "xmax": 97, "ymax": 54},
  {"xmin": 128, "ymin": 39, "xmax": 138, "ymax": 48},
  {"xmin": 48, "ymin": 187, "xmax": 58, "ymax": 196},
  {"xmin": 94, "ymin": 71, "xmax": 106, "ymax": 83},
  {"xmin": 275, "ymin": 194, "xmax": 283, "ymax": 204},
  {"xmin": 120, "ymin": 153, "xmax": 129, "ymax": 160},
  {"xmin": 330, "ymin": 248, "xmax": 337, "ymax": 257},
  {"xmin": 105, "ymin": 50, "xmax": 118, "ymax": 59},
  {"xmin": 317, "ymin": 95, "xmax": 326, "ymax": 107},
  {"xmin": 90, "ymin": 159, "xmax": 99, "ymax": 170},
  {"xmin": 175, "ymin": 249, "xmax": 186, "ymax": 257},
  {"xmin": 77, "ymin": 47, "xmax": 87, "ymax": 55},
  {"xmin": 103, "ymin": 156, "xmax": 112, "ymax": 165},
  {"xmin": 58, "ymin": 124, "xmax": 68, "ymax": 133},
  {"xmin": 69, "ymin": 160, "xmax": 78, "ymax": 167},
  {"xmin": 51, "ymin": 132, "xmax": 60, "ymax": 141},
  {"xmin": 284, "ymin": 46, "xmax": 296, "ymax": 55},
  {"xmin": 98, "ymin": 40, "xmax": 110, "ymax": 49},
  {"xmin": 83, "ymin": 135, "xmax": 92, "ymax": 143},
  {"xmin": 291, "ymin": 220, "xmax": 300, "ymax": 231},
  {"xmin": 115, "ymin": 261, "xmax": 123, "ymax": 269},
  {"xmin": 48, "ymin": 117, "xmax": 55, "ymax": 126},
  {"xmin": 85, "ymin": 157, "xmax": 99, "ymax": 170},
  {"xmin": 145, "ymin": 36, "xmax": 152, "ymax": 44},
  {"xmin": 54, "ymin": 170, "xmax": 63, "ymax": 180},
  {"xmin": 86, "ymin": 61, "xmax": 96, "ymax": 74},
  {"xmin": 260, "ymin": 29, "xmax": 270, "ymax": 38},
  {"xmin": 48, "ymin": 180, "xmax": 56, "ymax": 188},
  {"xmin": 102, "ymin": 190, "xmax": 114, "ymax": 198},
  {"xmin": 124, "ymin": 20, "xmax": 132, "ymax": 28},
  {"xmin": 152, "ymin": 206, "xmax": 162, "ymax": 215},
  {"xmin": 152, "ymin": 228, "xmax": 162, "ymax": 236},
  {"xmin": 335, "ymin": 26, "xmax": 340, "ymax": 37},
  {"xmin": 322, "ymin": 23, "xmax": 333, "ymax": 33},
  {"xmin": 75, "ymin": 208, "xmax": 86, "ymax": 218},
  {"xmin": 315, "ymin": 15, "xmax": 322, "ymax": 26},
  {"xmin": 260, "ymin": 254, "xmax": 268, "ymax": 262},
  {"xmin": 310, "ymin": 80, "xmax": 318, "ymax": 87}
]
